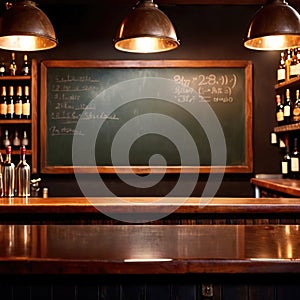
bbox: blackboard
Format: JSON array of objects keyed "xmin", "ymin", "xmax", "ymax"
[{"xmin": 40, "ymin": 60, "xmax": 252, "ymax": 174}]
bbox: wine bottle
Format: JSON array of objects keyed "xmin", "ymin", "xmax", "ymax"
[
  {"xmin": 15, "ymin": 146, "xmax": 31, "ymax": 197},
  {"xmin": 293, "ymin": 90, "xmax": 300, "ymax": 123},
  {"xmin": 0, "ymin": 86, "xmax": 7, "ymax": 119},
  {"xmin": 8, "ymin": 52, "xmax": 17, "ymax": 76},
  {"xmin": 284, "ymin": 89, "xmax": 292, "ymax": 125},
  {"xmin": 290, "ymin": 48, "xmax": 298, "ymax": 78},
  {"xmin": 21, "ymin": 130, "xmax": 29, "ymax": 148},
  {"xmin": 276, "ymin": 94, "xmax": 284, "ymax": 126},
  {"xmin": 291, "ymin": 137, "xmax": 300, "ymax": 179},
  {"xmin": 277, "ymin": 50, "xmax": 286, "ymax": 83},
  {"xmin": 7, "ymin": 86, "xmax": 14, "ymax": 119},
  {"xmin": 285, "ymin": 48, "xmax": 292, "ymax": 80},
  {"xmin": 22, "ymin": 86, "xmax": 30, "ymax": 119},
  {"xmin": 14, "ymin": 86, "xmax": 22, "ymax": 119},
  {"xmin": 2, "ymin": 145, "xmax": 15, "ymax": 197},
  {"xmin": 0, "ymin": 60, "xmax": 6, "ymax": 76},
  {"xmin": 12, "ymin": 130, "xmax": 21, "ymax": 150},
  {"xmin": 20, "ymin": 54, "xmax": 30, "ymax": 76},
  {"xmin": 281, "ymin": 139, "xmax": 291, "ymax": 179},
  {"xmin": 2, "ymin": 129, "xmax": 10, "ymax": 149}
]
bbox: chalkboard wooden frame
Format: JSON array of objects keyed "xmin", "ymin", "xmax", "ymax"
[{"xmin": 40, "ymin": 60, "xmax": 252, "ymax": 174}]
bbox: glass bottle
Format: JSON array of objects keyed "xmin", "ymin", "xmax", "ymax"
[
  {"xmin": 2, "ymin": 145, "xmax": 15, "ymax": 197},
  {"xmin": 276, "ymin": 94, "xmax": 284, "ymax": 126},
  {"xmin": 14, "ymin": 86, "xmax": 22, "ymax": 119},
  {"xmin": 284, "ymin": 89, "xmax": 292, "ymax": 125},
  {"xmin": 21, "ymin": 130, "xmax": 29, "ymax": 148},
  {"xmin": 282, "ymin": 139, "xmax": 291, "ymax": 179},
  {"xmin": 0, "ymin": 86, "xmax": 7, "ymax": 119},
  {"xmin": 8, "ymin": 52, "xmax": 17, "ymax": 76},
  {"xmin": 285, "ymin": 48, "xmax": 292, "ymax": 80},
  {"xmin": 277, "ymin": 50, "xmax": 286, "ymax": 83},
  {"xmin": 290, "ymin": 48, "xmax": 298, "ymax": 78},
  {"xmin": 20, "ymin": 54, "xmax": 30, "ymax": 76},
  {"xmin": 12, "ymin": 130, "xmax": 21, "ymax": 150},
  {"xmin": 15, "ymin": 146, "xmax": 31, "ymax": 197},
  {"xmin": 291, "ymin": 137, "xmax": 300, "ymax": 179},
  {"xmin": 7, "ymin": 86, "xmax": 14, "ymax": 119},
  {"xmin": 2, "ymin": 129, "xmax": 10, "ymax": 149},
  {"xmin": 293, "ymin": 90, "xmax": 300, "ymax": 123},
  {"xmin": 0, "ymin": 60, "xmax": 6, "ymax": 76},
  {"xmin": 22, "ymin": 86, "xmax": 30, "ymax": 119}
]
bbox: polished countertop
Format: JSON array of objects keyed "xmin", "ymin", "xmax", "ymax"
[
  {"xmin": 1, "ymin": 224, "xmax": 300, "ymax": 274},
  {"xmin": 251, "ymin": 178, "xmax": 300, "ymax": 197},
  {"xmin": 2, "ymin": 197, "xmax": 300, "ymax": 214}
]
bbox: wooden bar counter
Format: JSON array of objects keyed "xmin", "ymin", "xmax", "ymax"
[
  {"xmin": 0, "ymin": 224, "xmax": 299, "ymax": 275},
  {"xmin": 1, "ymin": 224, "xmax": 300, "ymax": 300},
  {"xmin": 2, "ymin": 197, "xmax": 300, "ymax": 224}
]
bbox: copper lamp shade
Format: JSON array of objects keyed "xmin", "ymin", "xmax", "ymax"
[
  {"xmin": 244, "ymin": 0, "xmax": 300, "ymax": 50},
  {"xmin": 114, "ymin": 0, "xmax": 179, "ymax": 53},
  {"xmin": 0, "ymin": 0, "xmax": 57, "ymax": 51}
]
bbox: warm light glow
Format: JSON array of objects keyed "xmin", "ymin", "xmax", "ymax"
[
  {"xmin": 244, "ymin": 35, "xmax": 300, "ymax": 50},
  {"xmin": 134, "ymin": 37, "xmax": 159, "ymax": 52},
  {"xmin": 115, "ymin": 36, "xmax": 178, "ymax": 53},
  {"xmin": 0, "ymin": 35, "xmax": 57, "ymax": 51}
]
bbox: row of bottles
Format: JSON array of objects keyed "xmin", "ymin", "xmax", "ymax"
[
  {"xmin": 0, "ymin": 52, "xmax": 30, "ymax": 77},
  {"xmin": 0, "ymin": 85, "xmax": 31, "ymax": 119},
  {"xmin": 0, "ymin": 145, "xmax": 30, "ymax": 197},
  {"xmin": 275, "ymin": 88, "xmax": 300, "ymax": 126},
  {"xmin": 280, "ymin": 136, "xmax": 300, "ymax": 179},
  {"xmin": 277, "ymin": 48, "xmax": 300, "ymax": 83},
  {"xmin": 2, "ymin": 129, "xmax": 29, "ymax": 150}
]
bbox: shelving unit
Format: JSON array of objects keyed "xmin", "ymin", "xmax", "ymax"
[
  {"xmin": 0, "ymin": 59, "xmax": 37, "ymax": 173},
  {"xmin": 252, "ymin": 76, "xmax": 300, "ymax": 197}
]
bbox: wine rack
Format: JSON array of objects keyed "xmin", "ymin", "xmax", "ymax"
[{"xmin": 0, "ymin": 59, "xmax": 37, "ymax": 173}]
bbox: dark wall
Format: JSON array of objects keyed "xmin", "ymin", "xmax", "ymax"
[{"xmin": 0, "ymin": 3, "xmax": 282, "ymax": 197}]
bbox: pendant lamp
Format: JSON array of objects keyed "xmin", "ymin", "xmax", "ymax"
[
  {"xmin": 114, "ymin": 0, "xmax": 179, "ymax": 53},
  {"xmin": 244, "ymin": 0, "xmax": 300, "ymax": 51},
  {"xmin": 0, "ymin": 0, "xmax": 57, "ymax": 51}
]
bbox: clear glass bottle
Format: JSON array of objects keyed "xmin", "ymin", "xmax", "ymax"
[
  {"xmin": 21, "ymin": 130, "xmax": 29, "ymax": 148},
  {"xmin": 3, "ymin": 129, "xmax": 10, "ymax": 149},
  {"xmin": 8, "ymin": 52, "xmax": 17, "ymax": 76},
  {"xmin": 15, "ymin": 146, "xmax": 31, "ymax": 197},
  {"xmin": 12, "ymin": 130, "xmax": 21, "ymax": 150},
  {"xmin": 2, "ymin": 145, "xmax": 15, "ymax": 197}
]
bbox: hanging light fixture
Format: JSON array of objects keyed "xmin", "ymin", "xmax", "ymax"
[
  {"xmin": 244, "ymin": 0, "xmax": 300, "ymax": 51},
  {"xmin": 114, "ymin": 0, "xmax": 179, "ymax": 53},
  {"xmin": 0, "ymin": 0, "xmax": 57, "ymax": 51}
]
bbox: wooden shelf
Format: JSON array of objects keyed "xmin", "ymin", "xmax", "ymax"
[
  {"xmin": 275, "ymin": 76, "xmax": 300, "ymax": 90},
  {"xmin": 0, "ymin": 75, "xmax": 30, "ymax": 81},
  {"xmin": 0, "ymin": 60, "xmax": 37, "ymax": 173},
  {"xmin": 274, "ymin": 122, "xmax": 300, "ymax": 133},
  {"xmin": 0, "ymin": 119, "xmax": 31, "ymax": 124}
]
